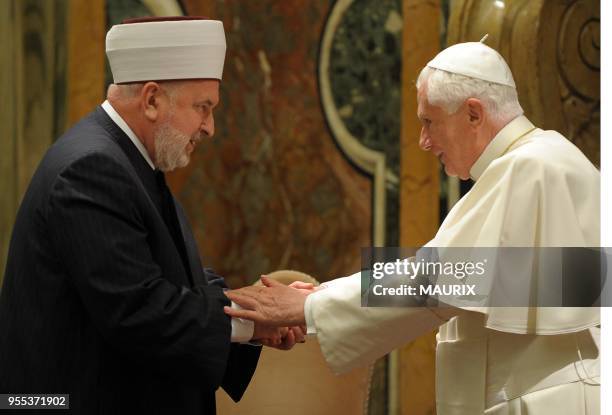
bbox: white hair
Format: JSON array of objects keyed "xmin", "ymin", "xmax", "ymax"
[
  {"xmin": 416, "ymin": 66, "xmax": 523, "ymax": 124},
  {"xmin": 114, "ymin": 83, "xmax": 144, "ymax": 98}
]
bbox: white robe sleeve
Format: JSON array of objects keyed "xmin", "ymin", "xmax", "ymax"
[{"xmin": 307, "ymin": 272, "xmax": 446, "ymax": 374}]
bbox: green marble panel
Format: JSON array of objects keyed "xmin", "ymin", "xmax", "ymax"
[
  {"xmin": 327, "ymin": 0, "xmax": 402, "ymax": 245},
  {"xmin": 329, "ymin": 0, "xmax": 402, "ymax": 177}
]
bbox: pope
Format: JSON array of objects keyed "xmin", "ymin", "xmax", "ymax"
[{"xmin": 225, "ymin": 40, "xmax": 601, "ymax": 414}]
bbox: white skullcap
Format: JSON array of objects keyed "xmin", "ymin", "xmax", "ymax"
[
  {"xmin": 106, "ymin": 17, "xmax": 226, "ymax": 83},
  {"xmin": 426, "ymin": 40, "xmax": 516, "ymax": 88}
]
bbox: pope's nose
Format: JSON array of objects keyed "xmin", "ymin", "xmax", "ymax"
[{"xmin": 419, "ymin": 128, "xmax": 432, "ymax": 151}]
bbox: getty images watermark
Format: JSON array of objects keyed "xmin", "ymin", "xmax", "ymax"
[{"xmin": 361, "ymin": 247, "xmax": 610, "ymax": 308}]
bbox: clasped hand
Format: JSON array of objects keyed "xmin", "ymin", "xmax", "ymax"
[{"xmin": 225, "ymin": 277, "xmax": 317, "ymax": 350}]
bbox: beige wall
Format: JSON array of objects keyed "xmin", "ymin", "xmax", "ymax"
[
  {"xmin": 0, "ymin": 0, "xmax": 105, "ymax": 287},
  {"xmin": 1, "ymin": 0, "xmax": 62, "ymax": 285}
]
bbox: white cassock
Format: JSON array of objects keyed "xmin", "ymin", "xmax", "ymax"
[{"xmin": 305, "ymin": 115, "xmax": 601, "ymax": 414}]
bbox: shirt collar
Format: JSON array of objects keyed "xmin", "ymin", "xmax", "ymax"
[
  {"xmin": 469, "ymin": 115, "xmax": 536, "ymax": 181},
  {"xmin": 101, "ymin": 100, "xmax": 155, "ymax": 170}
]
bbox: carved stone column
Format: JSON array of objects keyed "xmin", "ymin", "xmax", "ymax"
[{"xmin": 448, "ymin": 0, "xmax": 600, "ymax": 166}]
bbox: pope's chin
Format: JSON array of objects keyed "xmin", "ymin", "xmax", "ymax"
[
  {"xmin": 439, "ymin": 154, "xmax": 456, "ymax": 178},
  {"xmin": 441, "ymin": 161, "xmax": 455, "ymax": 178},
  {"xmin": 442, "ymin": 164, "xmax": 469, "ymax": 181}
]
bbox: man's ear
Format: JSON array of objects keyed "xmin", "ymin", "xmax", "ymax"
[
  {"xmin": 466, "ymin": 98, "xmax": 485, "ymax": 127},
  {"xmin": 141, "ymin": 82, "xmax": 162, "ymax": 122}
]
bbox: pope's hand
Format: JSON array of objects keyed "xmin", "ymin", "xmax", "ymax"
[
  {"xmin": 252, "ymin": 321, "xmax": 283, "ymax": 345},
  {"xmin": 224, "ymin": 276, "xmax": 311, "ymax": 326},
  {"xmin": 287, "ymin": 280, "xmax": 319, "ymax": 294},
  {"xmin": 259, "ymin": 325, "xmax": 307, "ymax": 350},
  {"xmin": 251, "ymin": 323, "xmax": 306, "ymax": 350}
]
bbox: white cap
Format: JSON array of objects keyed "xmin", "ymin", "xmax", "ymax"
[
  {"xmin": 106, "ymin": 17, "xmax": 226, "ymax": 83},
  {"xmin": 426, "ymin": 40, "xmax": 516, "ymax": 88}
]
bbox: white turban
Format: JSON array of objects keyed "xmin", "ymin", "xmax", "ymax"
[
  {"xmin": 426, "ymin": 41, "xmax": 516, "ymax": 88},
  {"xmin": 106, "ymin": 17, "xmax": 227, "ymax": 84}
]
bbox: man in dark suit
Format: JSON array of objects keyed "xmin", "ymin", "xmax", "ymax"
[{"xmin": 0, "ymin": 16, "xmax": 300, "ymax": 414}]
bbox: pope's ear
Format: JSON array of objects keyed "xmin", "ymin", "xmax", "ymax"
[
  {"xmin": 466, "ymin": 98, "xmax": 484, "ymax": 127},
  {"xmin": 141, "ymin": 82, "xmax": 162, "ymax": 121}
]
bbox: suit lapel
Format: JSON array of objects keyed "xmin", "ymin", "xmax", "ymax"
[{"xmin": 173, "ymin": 201, "xmax": 207, "ymax": 286}]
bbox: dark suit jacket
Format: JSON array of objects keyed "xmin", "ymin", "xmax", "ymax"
[{"xmin": 0, "ymin": 107, "xmax": 260, "ymax": 414}]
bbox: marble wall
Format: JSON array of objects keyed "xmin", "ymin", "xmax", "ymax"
[{"xmin": 175, "ymin": 0, "xmax": 374, "ymax": 288}]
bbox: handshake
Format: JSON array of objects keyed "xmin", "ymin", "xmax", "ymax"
[{"xmin": 224, "ymin": 276, "xmax": 318, "ymax": 350}]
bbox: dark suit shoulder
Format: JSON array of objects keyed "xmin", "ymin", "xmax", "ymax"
[
  {"xmin": 21, "ymin": 109, "xmax": 139, "ymax": 215},
  {"xmin": 44, "ymin": 109, "xmax": 131, "ymax": 175}
]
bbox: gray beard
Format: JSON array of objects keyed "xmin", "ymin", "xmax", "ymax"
[{"xmin": 153, "ymin": 123, "xmax": 192, "ymax": 172}]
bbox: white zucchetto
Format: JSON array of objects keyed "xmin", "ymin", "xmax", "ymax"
[
  {"xmin": 106, "ymin": 16, "xmax": 227, "ymax": 84},
  {"xmin": 426, "ymin": 41, "xmax": 516, "ymax": 88}
]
